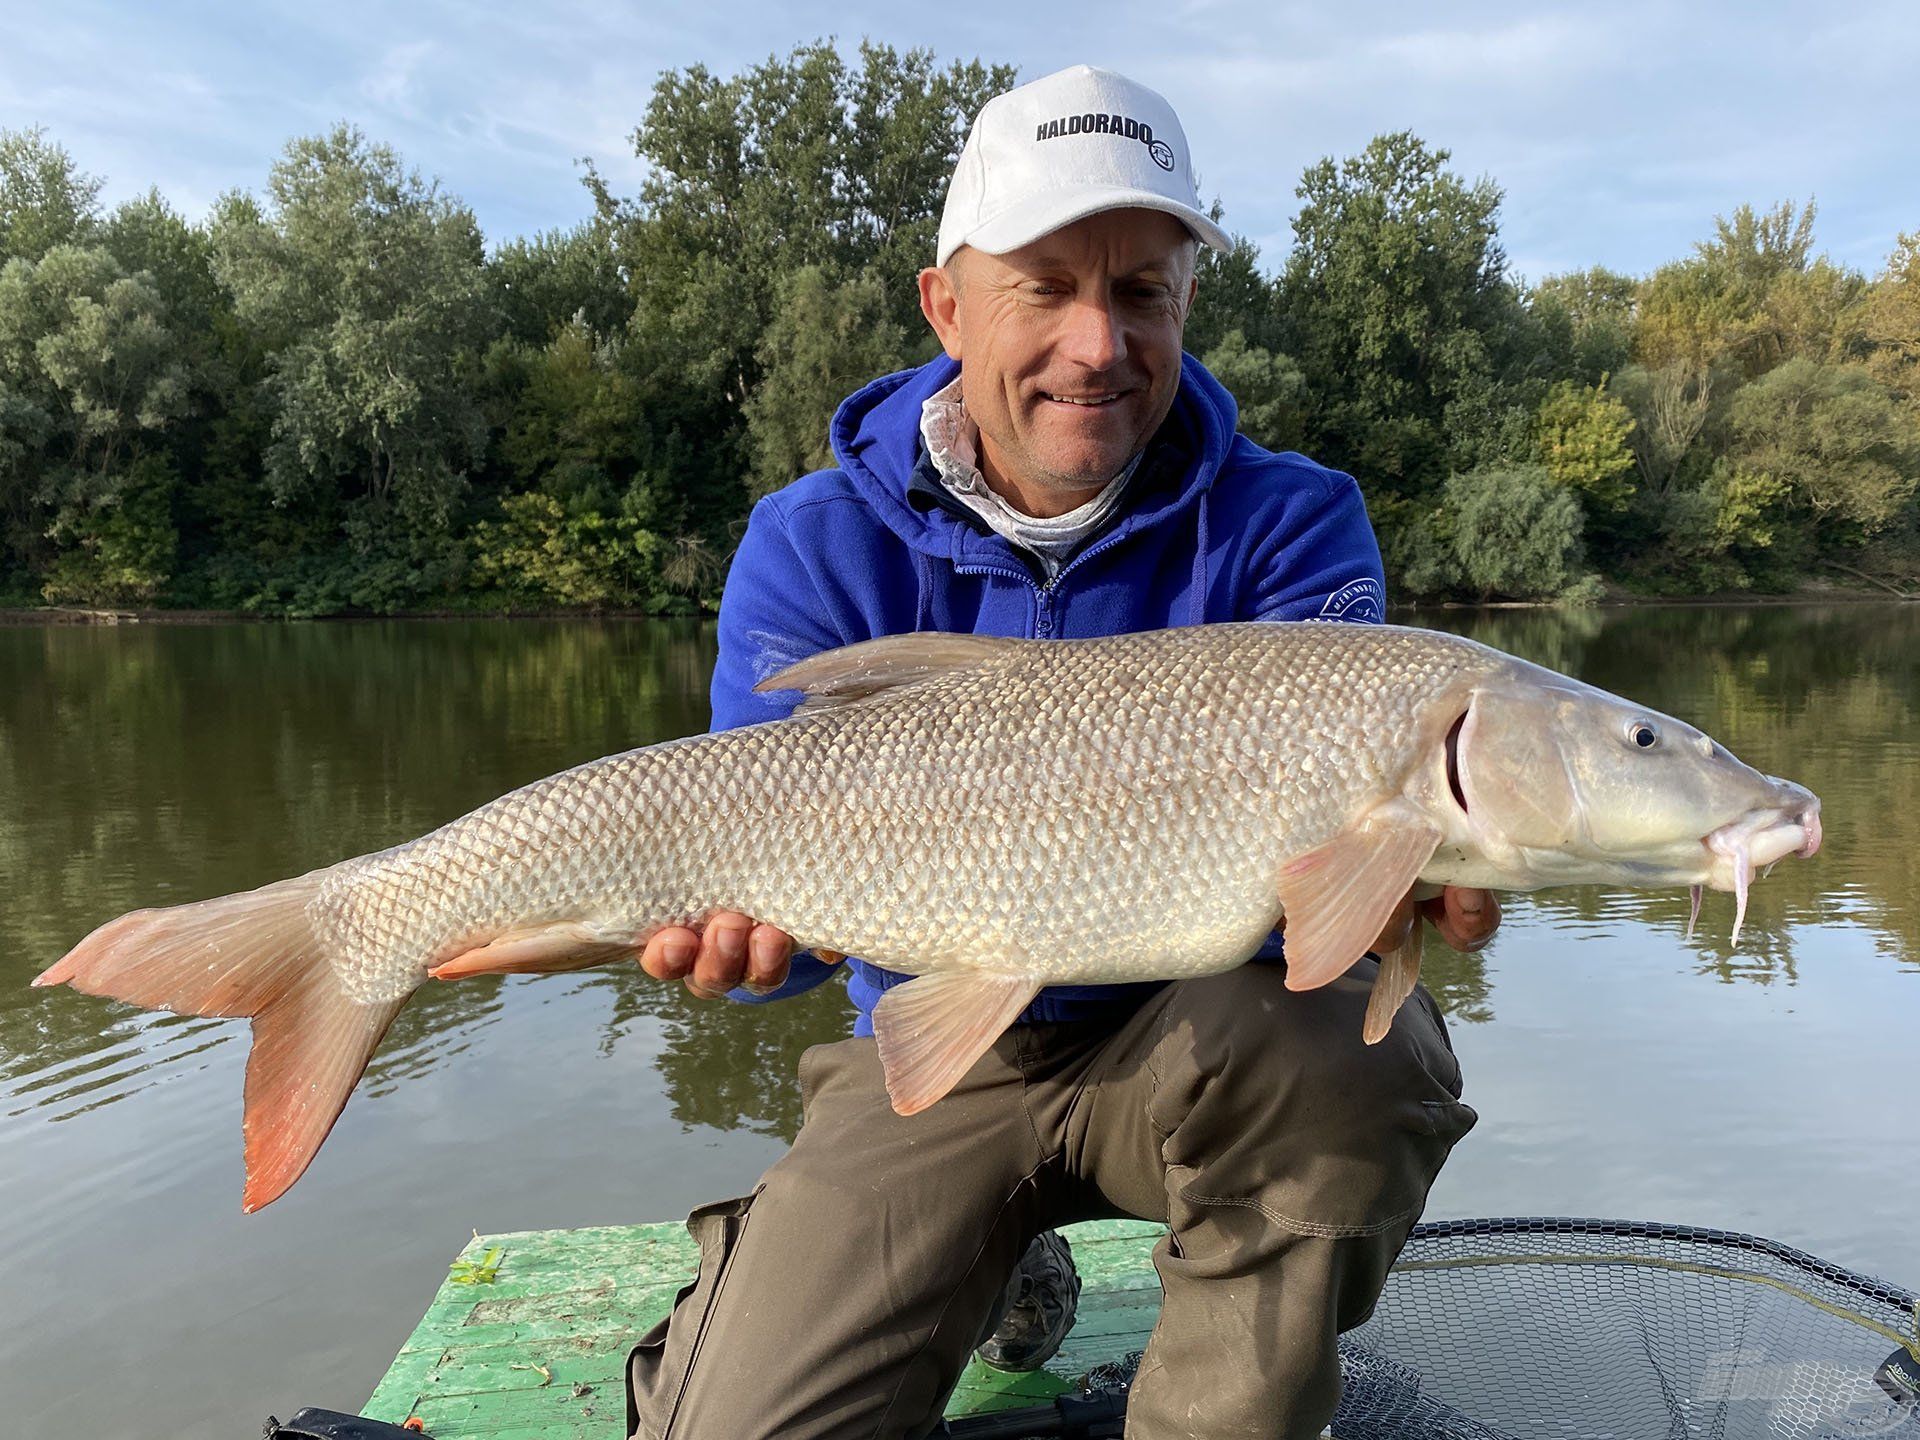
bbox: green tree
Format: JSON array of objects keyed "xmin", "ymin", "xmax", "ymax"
[
  {"xmin": 1200, "ymin": 329, "xmax": 1305, "ymax": 454},
  {"xmin": 40, "ymin": 451, "xmax": 178, "ymax": 603},
  {"xmin": 96, "ymin": 190, "xmax": 262, "ymax": 595},
  {"xmin": 1533, "ymin": 378, "xmax": 1636, "ymax": 512},
  {"xmin": 1704, "ymin": 460, "xmax": 1791, "ymax": 557},
  {"xmin": 605, "ymin": 42, "xmax": 1010, "ymax": 400},
  {"xmin": 0, "ymin": 244, "xmax": 192, "ymax": 589},
  {"xmin": 489, "ymin": 221, "xmax": 630, "ymax": 346},
  {"xmin": 744, "ymin": 264, "xmax": 917, "ymax": 500},
  {"xmin": 210, "ymin": 123, "xmax": 495, "ymax": 604},
  {"xmin": 1276, "ymin": 132, "xmax": 1516, "ymax": 499},
  {"xmin": 495, "ymin": 320, "xmax": 642, "ymax": 489},
  {"xmin": 1529, "ymin": 267, "xmax": 1637, "ymax": 384},
  {"xmin": 1187, "ymin": 232, "xmax": 1279, "ymax": 356},
  {"xmin": 0, "ymin": 127, "xmax": 100, "ymax": 265},
  {"xmin": 471, "ymin": 490, "xmax": 662, "ymax": 609},
  {"xmin": 473, "ymin": 317, "xmax": 731, "ymax": 610},
  {"xmin": 580, "ymin": 43, "xmax": 1011, "ymax": 563},
  {"xmin": 1637, "ymin": 201, "xmax": 1864, "ymax": 381},
  {"xmin": 1858, "ymin": 232, "xmax": 1919, "ymax": 413},
  {"xmin": 1611, "ymin": 360, "xmax": 1716, "ymax": 496},
  {"xmin": 1725, "ymin": 357, "xmax": 1919, "ymax": 535},
  {"xmin": 102, "ymin": 191, "xmax": 226, "ymax": 342}
]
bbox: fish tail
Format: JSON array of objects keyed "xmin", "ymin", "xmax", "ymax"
[{"xmin": 33, "ymin": 870, "xmax": 404, "ymax": 1213}]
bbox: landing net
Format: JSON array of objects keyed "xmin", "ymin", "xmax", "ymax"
[{"xmin": 1334, "ymin": 1217, "xmax": 1920, "ymax": 1439}]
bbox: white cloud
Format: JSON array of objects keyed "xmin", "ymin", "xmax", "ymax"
[{"xmin": 361, "ymin": 41, "xmax": 434, "ymax": 118}]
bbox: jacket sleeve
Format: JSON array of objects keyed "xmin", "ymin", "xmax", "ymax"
[
  {"xmin": 1244, "ymin": 467, "xmax": 1388, "ymax": 625},
  {"xmin": 707, "ymin": 495, "xmax": 846, "ymax": 1003}
]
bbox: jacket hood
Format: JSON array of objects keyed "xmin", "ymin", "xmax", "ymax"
[{"xmin": 827, "ymin": 352, "xmax": 1243, "ymax": 563}]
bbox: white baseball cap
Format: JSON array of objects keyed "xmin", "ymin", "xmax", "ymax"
[{"xmin": 936, "ymin": 65, "xmax": 1230, "ymax": 268}]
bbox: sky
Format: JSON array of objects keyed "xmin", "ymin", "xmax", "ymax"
[{"xmin": 4, "ymin": 0, "xmax": 1915, "ymax": 285}]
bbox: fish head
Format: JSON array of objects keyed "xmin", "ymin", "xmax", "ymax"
[{"xmin": 1441, "ymin": 665, "xmax": 1822, "ymax": 890}]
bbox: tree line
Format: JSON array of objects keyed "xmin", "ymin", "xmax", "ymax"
[{"xmin": 2, "ymin": 41, "xmax": 1915, "ymax": 614}]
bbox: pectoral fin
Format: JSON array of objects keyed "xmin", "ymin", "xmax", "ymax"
[
  {"xmin": 1364, "ymin": 928, "xmax": 1424, "ymax": 1045},
  {"xmin": 871, "ymin": 971, "xmax": 1040, "ymax": 1116},
  {"xmin": 428, "ymin": 921, "xmax": 641, "ymax": 980},
  {"xmin": 1277, "ymin": 814, "xmax": 1443, "ymax": 993}
]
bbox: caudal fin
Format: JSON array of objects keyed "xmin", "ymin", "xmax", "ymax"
[{"xmin": 33, "ymin": 870, "xmax": 405, "ymax": 1212}]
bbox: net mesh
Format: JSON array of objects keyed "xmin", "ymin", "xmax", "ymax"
[{"xmin": 1334, "ymin": 1218, "xmax": 1920, "ymax": 1440}]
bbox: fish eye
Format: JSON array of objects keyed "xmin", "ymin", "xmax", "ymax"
[{"xmin": 1627, "ymin": 720, "xmax": 1660, "ymax": 750}]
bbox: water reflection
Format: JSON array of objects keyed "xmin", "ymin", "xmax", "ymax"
[
  {"xmin": 581, "ymin": 967, "xmax": 853, "ymax": 1140},
  {"xmin": 0, "ymin": 618, "xmax": 715, "ymax": 1119},
  {"xmin": 1, "ymin": 605, "xmax": 1914, "ymax": 1128}
]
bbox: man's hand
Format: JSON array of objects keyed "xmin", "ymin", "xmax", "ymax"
[
  {"xmin": 639, "ymin": 914, "xmax": 843, "ymax": 999},
  {"xmin": 1369, "ymin": 887, "xmax": 1502, "ymax": 957}
]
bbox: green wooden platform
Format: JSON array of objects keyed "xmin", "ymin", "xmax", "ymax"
[{"xmin": 364, "ymin": 1218, "xmax": 1168, "ymax": 1437}]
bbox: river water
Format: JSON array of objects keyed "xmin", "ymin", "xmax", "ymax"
[{"xmin": 1, "ymin": 607, "xmax": 1914, "ymax": 1436}]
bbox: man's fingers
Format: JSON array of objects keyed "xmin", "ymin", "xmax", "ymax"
[
  {"xmin": 641, "ymin": 915, "xmax": 801, "ymax": 997},
  {"xmin": 1420, "ymin": 888, "xmax": 1501, "ymax": 952},
  {"xmin": 743, "ymin": 924, "xmax": 795, "ymax": 993},
  {"xmin": 1370, "ymin": 896, "xmax": 1417, "ymax": 958},
  {"xmin": 640, "ymin": 927, "xmax": 700, "ymax": 982},
  {"xmin": 688, "ymin": 912, "xmax": 754, "ymax": 998}
]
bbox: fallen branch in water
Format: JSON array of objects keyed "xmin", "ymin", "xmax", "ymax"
[{"xmin": 1825, "ymin": 561, "xmax": 1918, "ymax": 599}]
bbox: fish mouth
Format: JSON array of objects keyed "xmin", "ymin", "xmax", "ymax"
[
  {"xmin": 1694, "ymin": 791, "xmax": 1822, "ymax": 944},
  {"xmin": 1703, "ymin": 797, "xmax": 1823, "ymax": 877}
]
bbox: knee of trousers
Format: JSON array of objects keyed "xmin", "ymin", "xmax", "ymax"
[{"xmin": 1147, "ymin": 961, "xmax": 1479, "ymax": 1240}]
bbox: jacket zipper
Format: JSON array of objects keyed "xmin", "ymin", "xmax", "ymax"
[{"xmin": 953, "ymin": 527, "xmax": 1138, "ymax": 639}]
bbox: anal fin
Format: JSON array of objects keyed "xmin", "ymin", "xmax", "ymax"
[
  {"xmin": 428, "ymin": 921, "xmax": 641, "ymax": 980},
  {"xmin": 1278, "ymin": 812, "xmax": 1443, "ymax": 993},
  {"xmin": 871, "ymin": 971, "xmax": 1040, "ymax": 1116}
]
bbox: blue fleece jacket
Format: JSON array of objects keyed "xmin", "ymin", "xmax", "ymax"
[{"xmin": 713, "ymin": 352, "xmax": 1385, "ymax": 1034}]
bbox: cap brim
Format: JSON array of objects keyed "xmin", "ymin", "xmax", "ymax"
[{"xmin": 943, "ymin": 185, "xmax": 1232, "ymax": 266}]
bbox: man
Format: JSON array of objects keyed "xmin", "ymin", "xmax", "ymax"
[{"xmin": 626, "ymin": 65, "xmax": 1494, "ymax": 1440}]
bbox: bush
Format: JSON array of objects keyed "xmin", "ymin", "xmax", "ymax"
[
  {"xmin": 471, "ymin": 491, "xmax": 664, "ymax": 609},
  {"xmin": 1443, "ymin": 463, "xmax": 1592, "ymax": 601},
  {"xmin": 40, "ymin": 454, "xmax": 177, "ymax": 605}
]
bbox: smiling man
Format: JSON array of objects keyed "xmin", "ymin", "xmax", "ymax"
[{"xmin": 625, "ymin": 66, "xmax": 1493, "ymax": 1440}]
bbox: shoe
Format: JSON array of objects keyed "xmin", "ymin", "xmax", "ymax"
[{"xmin": 977, "ymin": 1230, "xmax": 1082, "ymax": 1372}]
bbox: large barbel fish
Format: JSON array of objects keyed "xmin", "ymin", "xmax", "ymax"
[{"xmin": 36, "ymin": 623, "xmax": 1821, "ymax": 1210}]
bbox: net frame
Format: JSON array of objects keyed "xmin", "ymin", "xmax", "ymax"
[{"xmin": 1338, "ymin": 1216, "xmax": 1920, "ymax": 1440}]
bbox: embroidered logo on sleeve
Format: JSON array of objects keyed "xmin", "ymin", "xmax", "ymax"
[{"xmin": 1316, "ymin": 578, "xmax": 1384, "ymax": 623}]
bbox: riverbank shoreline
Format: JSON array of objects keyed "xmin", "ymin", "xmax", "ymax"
[{"xmin": 3, "ymin": 581, "xmax": 1911, "ymax": 625}]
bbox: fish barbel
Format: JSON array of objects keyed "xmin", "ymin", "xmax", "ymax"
[{"xmin": 34, "ymin": 622, "xmax": 1821, "ymax": 1210}]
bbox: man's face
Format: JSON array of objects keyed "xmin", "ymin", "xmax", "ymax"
[{"xmin": 919, "ymin": 210, "xmax": 1198, "ymax": 507}]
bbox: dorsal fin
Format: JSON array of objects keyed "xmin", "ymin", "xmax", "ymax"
[{"xmin": 755, "ymin": 632, "xmax": 1022, "ymax": 714}]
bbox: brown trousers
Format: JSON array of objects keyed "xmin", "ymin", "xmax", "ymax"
[{"xmin": 627, "ymin": 959, "xmax": 1476, "ymax": 1440}]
